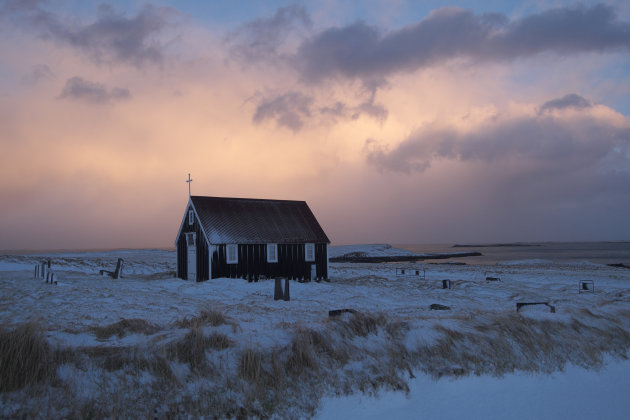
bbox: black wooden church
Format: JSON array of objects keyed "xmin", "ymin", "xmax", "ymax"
[{"xmin": 175, "ymin": 196, "xmax": 330, "ymax": 282}]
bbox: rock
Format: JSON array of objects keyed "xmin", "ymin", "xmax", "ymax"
[{"xmin": 328, "ymin": 309, "xmax": 357, "ymax": 317}]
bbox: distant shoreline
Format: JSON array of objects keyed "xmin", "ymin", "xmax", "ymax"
[
  {"xmin": 453, "ymin": 243, "xmax": 541, "ymax": 248},
  {"xmin": 329, "ymin": 251, "xmax": 482, "ymax": 263}
]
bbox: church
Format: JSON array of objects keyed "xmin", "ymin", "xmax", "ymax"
[{"xmin": 175, "ymin": 195, "xmax": 330, "ymax": 282}]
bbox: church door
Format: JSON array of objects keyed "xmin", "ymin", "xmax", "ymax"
[{"xmin": 186, "ymin": 233, "xmax": 197, "ymax": 281}]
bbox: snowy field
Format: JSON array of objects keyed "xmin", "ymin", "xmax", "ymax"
[{"xmin": 1, "ymin": 247, "xmax": 630, "ymax": 418}]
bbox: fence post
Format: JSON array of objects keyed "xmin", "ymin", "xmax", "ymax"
[
  {"xmin": 283, "ymin": 278, "xmax": 290, "ymax": 301},
  {"xmin": 274, "ymin": 278, "xmax": 283, "ymax": 300}
]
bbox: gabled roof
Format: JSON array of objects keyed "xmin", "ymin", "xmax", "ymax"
[{"xmin": 189, "ymin": 196, "xmax": 330, "ymax": 244}]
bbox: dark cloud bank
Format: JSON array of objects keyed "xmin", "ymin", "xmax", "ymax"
[
  {"xmin": 365, "ymin": 94, "xmax": 629, "ymax": 174},
  {"xmin": 362, "ymin": 93, "xmax": 630, "ymax": 241},
  {"xmin": 294, "ymin": 3, "xmax": 630, "ymax": 83},
  {"xmin": 233, "ymin": 3, "xmax": 630, "ymax": 130},
  {"xmin": 1, "ymin": 1, "xmax": 180, "ymax": 66}
]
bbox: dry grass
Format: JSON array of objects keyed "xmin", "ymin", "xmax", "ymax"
[
  {"xmin": 269, "ymin": 349, "xmax": 287, "ymax": 391},
  {"xmin": 3, "ymin": 308, "xmax": 630, "ymax": 419},
  {"xmin": 285, "ymin": 330, "xmax": 320, "ymax": 374},
  {"xmin": 286, "ymin": 327, "xmax": 350, "ymax": 375},
  {"xmin": 90, "ymin": 318, "xmax": 159, "ymax": 340},
  {"xmin": 413, "ymin": 312, "xmax": 630, "ymax": 379},
  {"xmin": 167, "ymin": 328, "xmax": 208, "ymax": 370},
  {"xmin": 206, "ymin": 331, "xmax": 232, "ymax": 350},
  {"xmin": 149, "ymin": 353, "xmax": 177, "ymax": 382},
  {"xmin": 177, "ymin": 308, "xmax": 228, "ymax": 329},
  {"xmin": 166, "ymin": 328, "xmax": 233, "ymax": 371},
  {"xmin": 334, "ymin": 311, "xmax": 387, "ymax": 338},
  {"xmin": 239, "ymin": 348, "xmax": 263, "ymax": 381},
  {"xmin": 0, "ymin": 322, "xmax": 56, "ymax": 392},
  {"xmin": 385, "ymin": 319, "xmax": 409, "ymax": 340}
]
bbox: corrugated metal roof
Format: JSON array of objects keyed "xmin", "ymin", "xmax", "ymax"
[{"xmin": 190, "ymin": 196, "xmax": 330, "ymax": 245}]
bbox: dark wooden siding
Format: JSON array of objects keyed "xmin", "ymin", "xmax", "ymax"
[
  {"xmin": 176, "ymin": 234, "xmax": 186, "ymax": 279},
  {"xmin": 209, "ymin": 243, "xmax": 328, "ymax": 280},
  {"xmin": 315, "ymin": 243, "xmax": 328, "ymax": 279}
]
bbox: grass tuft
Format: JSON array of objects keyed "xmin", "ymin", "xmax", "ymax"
[
  {"xmin": 331, "ymin": 311, "xmax": 387, "ymax": 338},
  {"xmin": 177, "ymin": 309, "xmax": 227, "ymax": 329},
  {"xmin": 91, "ymin": 318, "xmax": 159, "ymax": 340},
  {"xmin": 167, "ymin": 328, "xmax": 208, "ymax": 370},
  {"xmin": 166, "ymin": 329, "xmax": 232, "ymax": 371},
  {"xmin": 239, "ymin": 348, "xmax": 263, "ymax": 382},
  {"xmin": 286, "ymin": 330, "xmax": 319, "ymax": 374},
  {"xmin": 0, "ymin": 323, "xmax": 56, "ymax": 392},
  {"xmin": 207, "ymin": 331, "xmax": 232, "ymax": 350},
  {"xmin": 349, "ymin": 312, "xmax": 386, "ymax": 337}
]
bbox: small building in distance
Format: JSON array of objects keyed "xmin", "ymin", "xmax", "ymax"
[{"xmin": 175, "ymin": 196, "xmax": 330, "ymax": 282}]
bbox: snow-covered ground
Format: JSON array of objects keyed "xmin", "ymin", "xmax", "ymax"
[
  {"xmin": 1, "ymin": 246, "xmax": 630, "ymax": 418},
  {"xmin": 317, "ymin": 358, "xmax": 630, "ymax": 420}
]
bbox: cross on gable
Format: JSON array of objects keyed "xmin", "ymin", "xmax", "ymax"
[{"xmin": 186, "ymin": 173, "xmax": 193, "ymax": 196}]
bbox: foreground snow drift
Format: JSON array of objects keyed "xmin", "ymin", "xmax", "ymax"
[
  {"xmin": 1, "ymin": 248, "xmax": 630, "ymax": 418},
  {"xmin": 317, "ymin": 358, "xmax": 630, "ymax": 420}
]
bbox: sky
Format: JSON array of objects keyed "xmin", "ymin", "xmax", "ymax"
[{"xmin": 1, "ymin": 0, "xmax": 630, "ymax": 249}]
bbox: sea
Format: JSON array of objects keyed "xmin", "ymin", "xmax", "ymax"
[
  {"xmin": 395, "ymin": 242, "xmax": 630, "ymax": 266},
  {"xmin": 2, "ymin": 242, "xmax": 630, "ymax": 266}
]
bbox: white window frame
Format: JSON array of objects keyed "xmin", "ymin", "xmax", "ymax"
[
  {"xmin": 188, "ymin": 209, "xmax": 194, "ymax": 225},
  {"xmin": 267, "ymin": 243, "xmax": 278, "ymax": 263},
  {"xmin": 226, "ymin": 244, "xmax": 238, "ymax": 264},
  {"xmin": 305, "ymin": 243, "xmax": 315, "ymax": 262}
]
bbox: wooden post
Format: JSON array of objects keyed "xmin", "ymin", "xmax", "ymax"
[
  {"xmin": 113, "ymin": 258, "xmax": 124, "ymax": 279},
  {"xmin": 283, "ymin": 278, "xmax": 290, "ymax": 301},
  {"xmin": 274, "ymin": 278, "xmax": 283, "ymax": 300}
]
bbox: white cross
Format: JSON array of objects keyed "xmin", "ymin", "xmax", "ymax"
[{"xmin": 186, "ymin": 173, "xmax": 193, "ymax": 196}]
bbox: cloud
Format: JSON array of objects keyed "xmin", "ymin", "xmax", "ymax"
[
  {"xmin": 294, "ymin": 4, "xmax": 630, "ymax": 83},
  {"xmin": 2, "ymin": 2, "xmax": 180, "ymax": 67},
  {"xmin": 0, "ymin": 0, "xmax": 46, "ymax": 17},
  {"xmin": 355, "ymin": 79, "xmax": 388, "ymax": 121},
  {"xmin": 362, "ymin": 94, "xmax": 630, "ymax": 240},
  {"xmin": 539, "ymin": 93, "xmax": 592, "ymax": 113},
  {"xmin": 253, "ymin": 92, "xmax": 314, "ymax": 132},
  {"xmin": 253, "ymin": 88, "xmax": 388, "ymax": 130},
  {"xmin": 228, "ymin": 5, "xmax": 311, "ymax": 64},
  {"xmin": 319, "ymin": 99, "xmax": 387, "ymax": 122},
  {"xmin": 366, "ymin": 94, "xmax": 630, "ymax": 174},
  {"xmin": 319, "ymin": 101, "xmax": 350, "ymax": 119},
  {"xmin": 21, "ymin": 63, "xmax": 54, "ymax": 85},
  {"xmin": 58, "ymin": 77, "xmax": 131, "ymax": 104}
]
